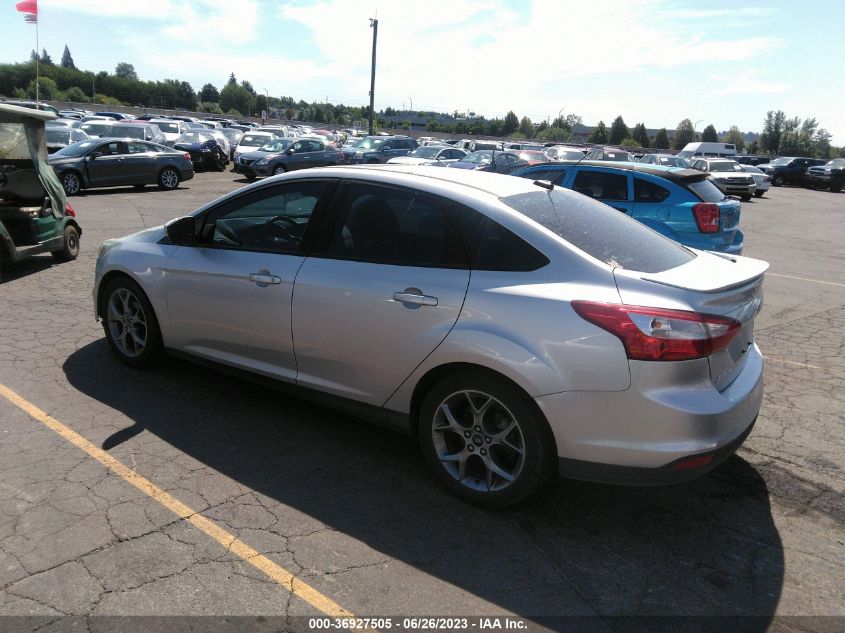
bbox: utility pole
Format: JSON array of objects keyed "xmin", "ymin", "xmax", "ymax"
[{"xmin": 368, "ymin": 17, "xmax": 378, "ymax": 135}]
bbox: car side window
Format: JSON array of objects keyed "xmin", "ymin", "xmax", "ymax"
[
  {"xmin": 127, "ymin": 142, "xmax": 150, "ymax": 154},
  {"xmin": 572, "ymin": 170, "xmax": 628, "ymax": 200},
  {"xmin": 324, "ymin": 183, "xmax": 465, "ymax": 267},
  {"xmin": 460, "ymin": 212, "xmax": 549, "ymax": 272},
  {"xmin": 200, "ymin": 181, "xmax": 327, "ymax": 254},
  {"xmin": 517, "ymin": 167, "xmax": 566, "ymax": 184},
  {"xmin": 382, "ymin": 142, "xmax": 393, "ymax": 151},
  {"xmin": 98, "ymin": 141, "xmax": 123, "ymax": 156},
  {"xmin": 634, "ymin": 178, "xmax": 671, "ymax": 203}
]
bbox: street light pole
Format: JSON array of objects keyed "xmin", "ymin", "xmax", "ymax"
[
  {"xmin": 368, "ymin": 18, "xmax": 378, "ymax": 135},
  {"xmin": 694, "ymin": 119, "xmax": 703, "ymax": 143}
]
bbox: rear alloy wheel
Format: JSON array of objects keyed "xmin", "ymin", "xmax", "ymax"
[
  {"xmin": 102, "ymin": 277, "xmax": 164, "ymax": 368},
  {"xmin": 772, "ymin": 174, "xmax": 784, "ymax": 186},
  {"xmin": 61, "ymin": 171, "xmax": 81, "ymax": 195},
  {"xmin": 158, "ymin": 168, "xmax": 179, "ymax": 190},
  {"xmin": 418, "ymin": 373, "xmax": 554, "ymax": 508},
  {"xmin": 51, "ymin": 225, "xmax": 80, "ymax": 262},
  {"xmin": 273, "ymin": 165, "xmax": 286, "ymax": 176}
]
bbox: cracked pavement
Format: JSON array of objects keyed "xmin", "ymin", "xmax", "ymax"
[{"xmin": 0, "ymin": 174, "xmax": 842, "ymax": 631}]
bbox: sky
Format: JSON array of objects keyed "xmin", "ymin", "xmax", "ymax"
[{"xmin": 1, "ymin": 0, "xmax": 843, "ymax": 144}]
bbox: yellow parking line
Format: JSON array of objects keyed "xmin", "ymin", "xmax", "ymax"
[
  {"xmin": 767, "ymin": 273, "xmax": 845, "ymax": 288},
  {"xmin": 0, "ymin": 383, "xmax": 363, "ymax": 622}
]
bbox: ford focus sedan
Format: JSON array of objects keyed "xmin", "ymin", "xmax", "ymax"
[{"xmin": 93, "ymin": 166, "xmax": 766, "ymax": 507}]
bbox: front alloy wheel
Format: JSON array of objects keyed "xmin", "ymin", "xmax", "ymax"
[
  {"xmin": 62, "ymin": 172, "xmax": 81, "ymax": 195},
  {"xmin": 101, "ymin": 277, "xmax": 164, "ymax": 367}
]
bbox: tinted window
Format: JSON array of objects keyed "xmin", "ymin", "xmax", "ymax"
[
  {"xmin": 500, "ymin": 190, "xmax": 695, "ymax": 273},
  {"xmin": 687, "ymin": 178, "xmax": 727, "ymax": 203},
  {"xmin": 127, "ymin": 142, "xmax": 151, "ymax": 154},
  {"xmin": 572, "ymin": 171, "xmax": 628, "ymax": 200},
  {"xmin": 516, "ymin": 167, "xmax": 566, "ymax": 184},
  {"xmin": 634, "ymin": 178, "xmax": 671, "ymax": 203},
  {"xmin": 460, "ymin": 213, "xmax": 549, "ymax": 272},
  {"xmin": 202, "ymin": 181, "xmax": 326, "ymax": 253},
  {"xmin": 325, "ymin": 184, "xmax": 464, "ymax": 267}
]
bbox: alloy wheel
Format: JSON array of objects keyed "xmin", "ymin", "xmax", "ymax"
[
  {"xmin": 431, "ymin": 390, "xmax": 525, "ymax": 492},
  {"xmin": 106, "ymin": 287, "xmax": 148, "ymax": 358},
  {"xmin": 160, "ymin": 169, "xmax": 179, "ymax": 189},
  {"xmin": 63, "ymin": 173, "xmax": 80, "ymax": 195}
]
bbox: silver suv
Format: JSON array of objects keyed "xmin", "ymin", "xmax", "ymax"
[{"xmin": 343, "ymin": 135, "xmax": 418, "ymax": 164}]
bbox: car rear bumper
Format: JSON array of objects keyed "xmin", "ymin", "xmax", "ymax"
[{"xmin": 536, "ymin": 343, "xmax": 763, "ymax": 484}]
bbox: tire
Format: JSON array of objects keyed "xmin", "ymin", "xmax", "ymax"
[
  {"xmin": 417, "ymin": 372, "xmax": 555, "ymax": 508},
  {"xmin": 741, "ymin": 194, "xmax": 751, "ymax": 202},
  {"xmin": 61, "ymin": 171, "xmax": 82, "ymax": 196},
  {"xmin": 754, "ymin": 191, "xmax": 764, "ymax": 198},
  {"xmin": 100, "ymin": 276, "xmax": 164, "ymax": 368},
  {"xmin": 246, "ymin": 175, "xmax": 257, "ymax": 182},
  {"xmin": 273, "ymin": 165, "xmax": 286, "ymax": 175},
  {"xmin": 158, "ymin": 168, "xmax": 180, "ymax": 191},
  {"xmin": 771, "ymin": 174, "xmax": 784, "ymax": 186},
  {"xmin": 831, "ymin": 180, "xmax": 843, "ymax": 193},
  {"xmin": 51, "ymin": 225, "xmax": 80, "ymax": 262}
]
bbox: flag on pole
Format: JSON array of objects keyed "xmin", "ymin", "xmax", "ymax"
[{"xmin": 16, "ymin": 0, "xmax": 38, "ymax": 22}]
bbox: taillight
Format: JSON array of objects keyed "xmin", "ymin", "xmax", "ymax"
[
  {"xmin": 183, "ymin": 153, "xmax": 191, "ymax": 161},
  {"xmin": 65, "ymin": 203, "xmax": 76, "ymax": 217},
  {"xmin": 571, "ymin": 301, "xmax": 741, "ymax": 361},
  {"xmin": 692, "ymin": 203, "xmax": 720, "ymax": 233}
]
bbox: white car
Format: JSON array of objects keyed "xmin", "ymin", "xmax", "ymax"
[
  {"xmin": 149, "ymin": 119, "xmax": 189, "ymax": 146},
  {"xmin": 545, "ymin": 146, "xmax": 587, "ymax": 161},
  {"xmin": 233, "ymin": 131, "xmax": 274, "ymax": 161},
  {"xmin": 386, "ymin": 146, "xmax": 467, "ymax": 165},
  {"xmin": 741, "ymin": 165, "xmax": 771, "ymax": 198}
]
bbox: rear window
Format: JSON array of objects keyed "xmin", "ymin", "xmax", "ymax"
[
  {"xmin": 500, "ymin": 190, "xmax": 695, "ymax": 273},
  {"xmin": 686, "ymin": 178, "xmax": 727, "ymax": 203}
]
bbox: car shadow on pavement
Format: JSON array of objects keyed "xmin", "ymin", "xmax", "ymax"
[
  {"xmin": 0, "ymin": 255, "xmax": 59, "ymax": 283},
  {"xmin": 69, "ymin": 185, "xmax": 188, "ymax": 197},
  {"xmin": 63, "ymin": 342, "xmax": 785, "ymax": 631}
]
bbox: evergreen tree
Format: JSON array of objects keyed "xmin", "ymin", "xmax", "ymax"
[
  {"xmin": 608, "ymin": 115, "xmax": 629, "ymax": 145},
  {"xmin": 588, "ymin": 121, "xmax": 608, "ymax": 144},
  {"xmin": 199, "ymin": 83, "xmax": 220, "ymax": 103},
  {"xmin": 503, "ymin": 111, "xmax": 519, "ymax": 135},
  {"xmin": 228, "ymin": 73, "xmax": 237, "ymax": 86},
  {"xmin": 759, "ymin": 110, "xmax": 785, "ymax": 154},
  {"xmin": 654, "ymin": 128, "xmax": 670, "ymax": 149},
  {"xmin": 40, "ymin": 49, "xmax": 53, "ymax": 65},
  {"xmin": 672, "ymin": 119, "xmax": 695, "ymax": 150},
  {"xmin": 518, "ymin": 116, "xmax": 534, "ymax": 138},
  {"xmin": 60, "ymin": 45, "xmax": 76, "ymax": 70},
  {"xmin": 30, "ymin": 50, "xmax": 37, "ymax": 62},
  {"xmin": 702, "ymin": 124, "xmax": 718, "ymax": 142},
  {"xmin": 632, "ymin": 123, "xmax": 650, "ymax": 148}
]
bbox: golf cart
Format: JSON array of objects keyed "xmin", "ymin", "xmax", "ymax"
[{"xmin": 0, "ymin": 103, "xmax": 81, "ymax": 278}]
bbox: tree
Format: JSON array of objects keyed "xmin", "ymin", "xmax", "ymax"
[
  {"xmin": 654, "ymin": 128, "xmax": 670, "ymax": 150},
  {"xmin": 199, "ymin": 83, "xmax": 219, "ymax": 103},
  {"xmin": 608, "ymin": 115, "xmax": 629, "ymax": 145},
  {"xmin": 63, "ymin": 86, "xmax": 89, "ymax": 103},
  {"xmin": 814, "ymin": 128, "xmax": 833, "ymax": 158},
  {"xmin": 779, "ymin": 116, "xmax": 817, "ymax": 156},
  {"xmin": 60, "ymin": 45, "xmax": 76, "ymax": 70},
  {"xmin": 220, "ymin": 82, "xmax": 255, "ymax": 117},
  {"xmin": 240, "ymin": 80, "xmax": 256, "ymax": 95},
  {"xmin": 747, "ymin": 140, "xmax": 759, "ymax": 155},
  {"xmin": 588, "ymin": 121, "xmax": 608, "ymax": 144},
  {"xmin": 721, "ymin": 126, "xmax": 745, "ymax": 152},
  {"xmin": 632, "ymin": 123, "xmax": 650, "ymax": 148},
  {"xmin": 30, "ymin": 50, "xmax": 37, "ymax": 62},
  {"xmin": 115, "ymin": 62, "xmax": 138, "ymax": 81},
  {"xmin": 503, "ymin": 111, "xmax": 519, "ymax": 135},
  {"xmin": 518, "ymin": 116, "xmax": 534, "ymax": 138},
  {"xmin": 40, "ymin": 49, "xmax": 53, "ymax": 66},
  {"xmin": 620, "ymin": 137, "xmax": 641, "ymax": 148},
  {"xmin": 673, "ymin": 118, "xmax": 695, "ymax": 150},
  {"xmin": 701, "ymin": 124, "xmax": 718, "ymax": 142},
  {"xmin": 228, "ymin": 73, "xmax": 237, "ymax": 86},
  {"xmin": 759, "ymin": 110, "xmax": 785, "ymax": 155}
]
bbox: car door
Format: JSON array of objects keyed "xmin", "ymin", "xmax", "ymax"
[
  {"xmin": 164, "ymin": 179, "xmax": 335, "ymax": 381},
  {"xmin": 85, "ymin": 140, "xmax": 128, "ymax": 187},
  {"xmin": 124, "ymin": 141, "xmax": 156, "ymax": 184},
  {"xmin": 291, "ymin": 181, "xmax": 471, "ymax": 405},
  {"xmin": 565, "ymin": 168, "xmax": 634, "ymax": 214}
]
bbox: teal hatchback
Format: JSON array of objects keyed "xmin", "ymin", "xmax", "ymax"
[{"xmin": 512, "ymin": 161, "xmax": 744, "ymax": 255}]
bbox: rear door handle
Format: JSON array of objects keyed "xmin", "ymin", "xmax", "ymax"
[
  {"xmin": 393, "ymin": 291, "xmax": 438, "ymax": 306},
  {"xmin": 249, "ymin": 273, "xmax": 281, "ymax": 285}
]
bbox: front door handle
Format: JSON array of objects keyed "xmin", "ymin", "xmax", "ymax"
[
  {"xmin": 249, "ymin": 273, "xmax": 281, "ymax": 285},
  {"xmin": 394, "ymin": 290, "xmax": 438, "ymax": 306}
]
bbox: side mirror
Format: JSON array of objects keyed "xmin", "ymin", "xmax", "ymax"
[
  {"xmin": 89, "ymin": 152, "xmax": 102, "ymax": 159},
  {"xmin": 165, "ymin": 216, "xmax": 195, "ymax": 244},
  {"xmin": 286, "ymin": 148, "xmax": 295, "ymax": 155}
]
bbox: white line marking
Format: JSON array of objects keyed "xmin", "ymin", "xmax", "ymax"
[
  {"xmin": 768, "ymin": 273, "xmax": 845, "ymax": 288},
  {"xmin": 763, "ymin": 356, "xmax": 823, "ymax": 370}
]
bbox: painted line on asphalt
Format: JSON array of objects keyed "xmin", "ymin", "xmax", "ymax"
[
  {"xmin": 0, "ymin": 382, "xmax": 370, "ymax": 626},
  {"xmin": 763, "ymin": 356, "xmax": 823, "ymax": 370},
  {"xmin": 768, "ymin": 273, "xmax": 845, "ymax": 288}
]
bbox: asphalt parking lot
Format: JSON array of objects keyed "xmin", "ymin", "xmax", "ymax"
[{"xmin": 0, "ymin": 172, "xmax": 843, "ymax": 632}]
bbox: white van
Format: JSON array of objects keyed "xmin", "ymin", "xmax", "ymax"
[{"xmin": 677, "ymin": 142, "xmax": 737, "ymax": 159}]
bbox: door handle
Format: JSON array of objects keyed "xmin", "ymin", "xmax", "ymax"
[
  {"xmin": 249, "ymin": 273, "xmax": 281, "ymax": 285},
  {"xmin": 393, "ymin": 291, "xmax": 438, "ymax": 306}
]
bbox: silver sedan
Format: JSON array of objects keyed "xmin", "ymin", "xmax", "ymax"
[{"xmin": 93, "ymin": 166, "xmax": 767, "ymax": 507}]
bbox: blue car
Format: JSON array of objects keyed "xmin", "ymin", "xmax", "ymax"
[{"xmin": 512, "ymin": 161, "xmax": 744, "ymax": 255}]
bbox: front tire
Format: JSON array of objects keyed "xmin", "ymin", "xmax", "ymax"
[
  {"xmin": 101, "ymin": 276, "xmax": 164, "ymax": 368},
  {"xmin": 754, "ymin": 191, "xmax": 764, "ymax": 198},
  {"xmin": 741, "ymin": 194, "xmax": 752, "ymax": 202},
  {"xmin": 61, "ymin": 171, "xmax": 82, "ymax": 195},
  {"xmin": 772, "ymin": 174, "xmax": 784, "ymax": 186},
  {"xmin": 273, "ymin": 165, "xmax": 286, "ymax": 175},
  {"xmin": 418, "ymin": 372, "xmax": 555, "ymax": 508},
  {"xmin": 158, "ymin": 168, "xmax": 180, "ymax": 191},
  {"xmin": 51, "ymin": 225, "xmax": 80, "ymax": 262},
  {"xmin": 831, "ymin": 180, "xmax": 843, "ymax": 193}
]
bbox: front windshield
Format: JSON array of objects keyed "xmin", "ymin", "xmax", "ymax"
[
  {"xmin": 222, "ymin": 129, "xmax": 242, "ymax": 141},
  {"xmin": 240, "ymin": 134, "xmax": 270, "ymax": 147},
  {"xmin": 259, "ymin": 140, "xmax": 292, "ymax": 152},
  {"xmin": 658, "ymin": 156, "xmax": 688, "ymax": 167},
  {"xmin": 407, "ymin": 147, "xmax": 441, "ymax": 158},
  {"xmin": 770, "ymin": 157, "xmax": 792, "ymax": 166},
  {"xmin": 80, "ymin": 123, "xmax": 111, "ymax": 136},
  {"xmin": 54, "ymin": 140, "xmax": 99, "ymax": 157},
  {"xmin": 708, "ymin": 162, "xmax": 743, "ymax": 172},
  {"xmin": 46, "ymin": 129, "xmax": 71, "ymax": 144},
  {"xmin": 354, "ymin": 138, "xmax": 384, "ymax": 150},
  {"xmin": 178, "ymin": 132, "xmax": 213, "ymax": 143},
  {"xmin": 155, "ymin": 122, "xmax": 181, "ymax": 134},
  {"xmin": 462, "ymin": 151, "xmax": 492, "ymax": 165},
  {"xmin": 826, "ymin": 159, "xmax": 845, "ymax": 167}
]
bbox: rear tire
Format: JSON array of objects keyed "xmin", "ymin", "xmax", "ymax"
[
  {"xmin": 100, "ymin": 276, "xmax": 164, "ymax": 368},
  {"xmin": 61, "ymin": 171, "xmax": 82, "ymax": 196},
  {"xmin": 158, "ymin": 168, "xmax": 179, "ymax": 191},
  {"xmin": 51, "ymin": 225, "xmax": 80, "ymax": 262},
  {"xmin": 418, "ymin": 372, "xmax": 555, "ymax": 508},
  {"xmin": 831, "ymin": 180, "xmax": 843, "ymax": 193},
  {"xmin": 754, "ymin": 191, "xmax": 763, "ymax": 198},
  {"xmin": 741, "ymin": 194, "xmax": 751, "ymax": 202}
]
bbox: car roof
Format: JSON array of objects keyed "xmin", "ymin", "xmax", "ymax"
[
  {"xmin": 0, "ymin": 102, "xmax": 57, "ymax": 122},
  {"xmin": 521, "ymin": 160, "xmax": 705, "ymax": 182}
]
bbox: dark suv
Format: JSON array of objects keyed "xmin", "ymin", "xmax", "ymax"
[
  {"xmin": 758, "ymin": 157, "xmax": 826, "ymax": 187},
  {"xmin": 804, "ymin": 159, "xmax": 845, "ymax": 193},
  {"xmin": 342, "ymin": 136, "xmax": 418, "ymax": 164}
]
